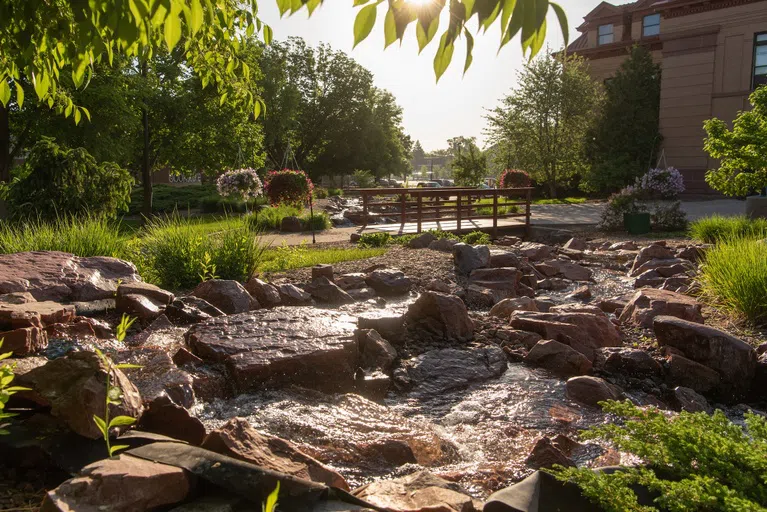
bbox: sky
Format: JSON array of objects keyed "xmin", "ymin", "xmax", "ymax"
[{"xmin": 257, "ymin": 0, "xmax": 614, "ymax": 152}]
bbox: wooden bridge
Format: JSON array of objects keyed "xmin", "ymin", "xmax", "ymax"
[{"xmin": 348, "ymin": 187, "xmax": 533, "ymax": 237}]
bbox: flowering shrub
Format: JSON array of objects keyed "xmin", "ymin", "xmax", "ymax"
[
  {"xmin": 216, "ymin": 168, "xmax": 263, "ymax": 202},
  {"xmin": 637, "ymin": 167, "xmax": 685, "ymax": 199},
  {"xmin": 499, "ymin": 169, "xmax": 531, "ymax": 188},
  {"xmin": 598, "ymin": 186, "xmax": 643, "ymax": 231},
  {"xmin": 265, "ymin": 169, "xmax": 314, "ymax": 206}
]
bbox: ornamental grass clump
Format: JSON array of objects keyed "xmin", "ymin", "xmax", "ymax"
[
  {"xmin": 698, "ymin": 235, "xmax": 767, "ymax": 325},
  {"xmin": 136, "ymin": 214, "xmax": 265, "ymax": 290},
  {"xmin": 0, "ymin": 214, "xmax": 124, "ymax": 258},
  {"xmin": 551, "ymin": 400, "xmax": 767, "ymax": 512},
  {"xmin": 265, "ymin": 169, "xmax": 313, "ymax": 206},
  {"xmin": 690, "ymin": 215, "xmax": 767, "ymax": 244}
]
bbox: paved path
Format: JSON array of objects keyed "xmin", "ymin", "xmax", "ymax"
[{"xmin": 261, "ymin": 199, "xmax": 746, "ymax": 246}]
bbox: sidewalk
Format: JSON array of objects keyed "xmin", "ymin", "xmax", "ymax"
[{"xmin": 262, "ymin": 199, "xmax": 746, "ymax": 246}]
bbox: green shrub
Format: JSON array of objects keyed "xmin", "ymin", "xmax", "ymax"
[
  {"xmin": 136, "ymin": 214, "xmax": 265, "ymax": 290},
  {"xmin": 462, "ymin": 230, "xmax": 491, "ymax": 245},
  {"xmin": 247, "ymin": 205, "xmax": 303, "ymax": 231},
  {"xmin": 314, "ymin": 187, "xmax": 329, "ymax": 199},
  {"xmin": 328, "ymin": 188, "xmax": 343, "ymax": 197},
  {"xmin": 690, "ymin": 215, "xmax": 767, "ymax": 243},
  {"xmin": 258, "ymin": 244, "xmax": 388, "ymax": 273},
  {"xmin": 246, "ymin": 206, "xmax": 331, "ymax": 232},
  {"xmin": 0, "ymin": 215, "xmax": 124, "ymax": 258},
  {"xmin": 10, "ymin": 138, "xmax": 133, "ymax": 220},
  {"xmin": 652, "ymin": 201, "xmax": 688, "ymax": 232},
  {"xmin": 302, "ymin": 211, "xmax": 331, "ymax": 231},
  {"xmin": 698, "ymin": 236, "xmax": 767, "ymax": 325},
  {"xmin": 358, "ymin": 232, "xmax": 391, "ymax": 248},
  {"xmin": 129, "ymin": 185, "xmax": 266, "ymax": 215},
  {"xmin": 551, "ymin": 400, "xmax": 767, "ymax": 512}
]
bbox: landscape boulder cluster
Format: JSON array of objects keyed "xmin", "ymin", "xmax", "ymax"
[{"xmin": 1, "ymin": 233, "xmax": 764, "ymax": 511}]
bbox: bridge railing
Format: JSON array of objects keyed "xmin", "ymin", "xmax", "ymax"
[{"xmin": 346, "ymin": 187, "xmax": 533, "ymax": 236}]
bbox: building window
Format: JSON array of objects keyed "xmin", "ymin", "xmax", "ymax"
[
  {"xmin": 643, "ymin": 14, "xmax": 660, "ymax": 37},
  {"xmin": 753, "ymin": 33, "xmax": 767, "ymax": 88},
  {"xmin": 598, "ymin": 24, "xmax": 614, "ymax": 45}
]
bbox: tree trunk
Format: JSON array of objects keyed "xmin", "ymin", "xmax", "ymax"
[
  {"xmin": 141, "ymin": 60, "xmax": 152, "ymax": 219},
  {"xmin": 548, "ymin": 177, "xmax": 557, "ymax": 199},
  {"xmin": 0, "ymin": 102, "xmax": 10, "ymax": 183}
]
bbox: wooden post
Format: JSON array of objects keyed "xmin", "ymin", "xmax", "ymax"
[
  {"xmin": 456, "ymin": 191, "xmax": 462, "ymax": 234},
  {"xmin": 493, "ymin": 189, "xmax": 498, "ymax": 239},
  {"xmin": 401, "ymin": 191, "xmax": 407, "ymax": 226},
  {"xmin": 417, "ymin": 191, "xmax": 423, "ymax": 234},
  {"xmin": 525, "ymin": 188, "xmax": 532, "ymax": 238}
]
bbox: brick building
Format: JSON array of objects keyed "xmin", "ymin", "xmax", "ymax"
[{"xmin": 569, "ymin": 0, "xmax": 767, "ymax": 194}]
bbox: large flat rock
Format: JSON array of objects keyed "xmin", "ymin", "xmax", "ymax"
[
  {"xmin": 185, "ymin": 308, "xmax": 358, "ymax": 392},
  {"xmin": 0, "ymin": 251, "xmax": 141, "ymax": 302}
]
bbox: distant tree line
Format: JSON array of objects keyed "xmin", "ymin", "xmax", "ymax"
[{"xmin": 2, "ymin": 36, "xmax": 412, "ymax": 216}]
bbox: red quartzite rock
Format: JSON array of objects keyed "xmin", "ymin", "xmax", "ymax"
[
  {"xmin": 0, "ymin": 251, "xmax": 141, "ymax": 302},
  {"xmin": 185, "ymin": 308, "xmax": 358, "ymax": 393},
  {"xmin": 40, "ymin": 455, "xmax": 193, "ymax": 512},
  {"xmin": 201, "ymin": 417, "xmax": 349, "ymax": 490}
]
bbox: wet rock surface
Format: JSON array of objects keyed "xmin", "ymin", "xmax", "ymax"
[
  {"xmin": 397, "ymin": 346, "xmax": 507, "ymax": 396},
  {"xmin": 186, "ymin": 308, "xmax": 358, "ymax": 392},
  {"xmin": 5, "ymin": 236, "xmax": 767, "ymax": 509}
]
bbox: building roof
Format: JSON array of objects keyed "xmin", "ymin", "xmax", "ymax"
[{"xmin": 566, "ymin": 33, "xmax": 589, "ymax": 52}]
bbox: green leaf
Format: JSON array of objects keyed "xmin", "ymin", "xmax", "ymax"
[
  {"xmin": 383, "ymin": 9, "xmax": 397, "ymax": 48},
  {"xmin": 263, "ymin": 481, "xmax": 280, "ymax": 512},
  {"xmin": 550, "ymin": 2, "xmax": 569, "ymax": 46},
  {"xmin": 164, "ymin": 6, "xmax": 182, "ymax": 51},
  {"xmin": 14, "ymin": 81, "xmax": 23, "ymax": 108},
  {"xmin": 433, "ymin": 31, "xmax": 455, "ymax": 82},
  {"xmin": 114, "ymin": 363, "xmax": 142, "ymax": 369},
  {"xmin": 189, "ymin": 0, "xmax": 204, "ymax": 34},
  {"xmin": 353, "ymin": 3, "xmax": 378, "ymax": 48},
  {"xmin": 464, "ymin": 29, "xmax": 474, "ymax": 75},
  {"xmin": 263, "ymin": 24, "xmax": 273, "ymax": 45},
  {"xmin": 93, "ymin": 415, "xmax": 108, "ymax": 436},
  {"xmin": 0, "ymin": 80, "xmax": 11, "ymax": 107},
  {"xmin": 74, "ymin": 108, "xmax": 82, "ymax": 125},
  {"xmin": 109, "ymin": 444, "xmax": 130, "ymax": 456},
  {"xmin": 108, "ymin": 415, "xmax": 137, "ymax": 428},
  {"xmin": 4, "ymin": 386, "xmax": 30, "ymax": 393},
  {"xmin": 416, "ymin": 16, "xmax": 439, "ymax": 54}
]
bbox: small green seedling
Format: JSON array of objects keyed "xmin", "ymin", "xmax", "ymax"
[
  {"xmin": 263, "ymin": 481, "xmax": 280, "ymax": 512},
  {"xmin": 0, "ymin": 339, "xmax": 30, "ymax": 435},
  {"xmin": 92, "ymin": 315, "xmax": 140, "ymax": 456}
]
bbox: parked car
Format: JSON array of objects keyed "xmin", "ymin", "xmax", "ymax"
[{"xmin": 417, "ymin": 181, "xmax": 442, "ymax": 188}]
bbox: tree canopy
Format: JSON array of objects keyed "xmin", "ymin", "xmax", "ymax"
[
  {"xmin": 259, "ymin": 38, "xmax": 410, "ymax": 180},
  {"xmin": 485, "ymin": 52, "xmax": 601, "ymax": 198},
  {"xmin": 582, "ymin": 45, "xmax": 662, "ymax": 194},
  {"xmin": 1, "ymin": 0, "xmax": 566, "ymax": 115},
  {"xmin": 449, "ymin": 136, "xmax": 486, "ymax": 187},
  {"xmin": 704, "ymin": 86, "xmax": 767, "ymax": 196}
]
